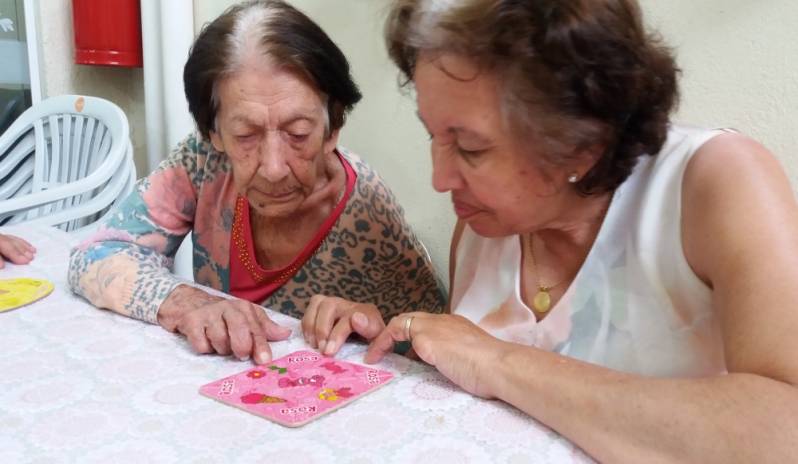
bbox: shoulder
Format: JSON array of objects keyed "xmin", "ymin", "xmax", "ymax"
[
  {"xmin": 152, "ymin": 132, "xmax": 231, "ymax": 186},
  {"xmin": 339, "ymin": 146, "xmax": 406, "ymax": 218},
  {"xmin": 686, "ymin": 131, "xmax": 781, "ymax": 179},
  {"xmin": 340, "ymin": 147, "xmax": 384, "ymax": 187},
  {"xmin": 682, "ymin": 131, "xmax": 796, "ymax": 282},
  {"xmin": 683, "ymin": 131, "xmax": 790, "ymax": 215}
]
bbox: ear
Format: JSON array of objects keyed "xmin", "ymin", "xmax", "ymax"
[
  {"xmin": 322, "ymin": 128, "xmax": 341, "ymax": 155},
  {"xmin": 571, "ymin": 142, "xmax": 606, "ymax": 180},
  {"xmin": 209, "ymin": 130, "xmax": 225, "ymax": 153}
]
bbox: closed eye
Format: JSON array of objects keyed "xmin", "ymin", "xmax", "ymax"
[
  {"xmin": 236, "ymin": 134, "xmax": 256, "ymax": 143},
  {"xmin": 456, "ymin": 146, "xmax": 489, "ymax": 159},
  {"xmin": 287, "ymin": 132, "xmax": 310, "ymax": 144}
]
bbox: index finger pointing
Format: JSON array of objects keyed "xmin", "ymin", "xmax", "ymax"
[{"xmin": 252, "ymin": 329, "xmax": 272, "ymax": 365}]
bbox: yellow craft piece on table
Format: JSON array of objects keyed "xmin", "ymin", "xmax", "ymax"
[{"xmin": 0, "ymin": 278, "xmax": 55, "ymax": 313}]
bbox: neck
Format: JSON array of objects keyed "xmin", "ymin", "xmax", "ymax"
[
  {"xmin": 533, "ymin": 190, "xmax": 613, "ymax": 264},
  {"xmin": 249, "ymin": 203, "xmax": 332, "ymax": 269}
]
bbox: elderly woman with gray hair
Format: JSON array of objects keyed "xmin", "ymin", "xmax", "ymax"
[{"xmin": 68, "ymin": 0, "xmax": 445, "ymax": 365}]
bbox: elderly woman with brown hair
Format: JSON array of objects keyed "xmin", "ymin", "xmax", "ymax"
[
  {"xmin": 68, "ymin": 0, "xmax": 446, "ymax": 365},
  {"xmin": 307, "ymin": 0, "xmax": 798, "ymax": 461}
]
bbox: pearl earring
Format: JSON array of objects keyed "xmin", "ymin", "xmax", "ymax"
[{"xmin": 567, "ymin": 173, "xmax": 579, "ymax": 183}]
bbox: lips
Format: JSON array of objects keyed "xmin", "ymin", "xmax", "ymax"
[
  {"xmin": 256, "ymin": 189, "xmax": 296, "ymax": 198},
  {"xmin": 452, "ymin": 199, "xmax": 481, "ymax": 219}
]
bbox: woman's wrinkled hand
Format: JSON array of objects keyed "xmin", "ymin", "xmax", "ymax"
[
  {"xmin": 301, "ymin": 294, "xmax": 386, "ymax": 356},
  {"xmin": 365, "ymin": 312, "xmax": 508, "ymax": 398},
  {"xmin": 0, "ymin": 233, "xmax": 36, "ymax": 269},
  {"xmin": 157, "ymin": 285, "xmax": 291, "ymax": 364}
]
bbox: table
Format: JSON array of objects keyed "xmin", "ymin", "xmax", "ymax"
[{"xmin": 0, "ymin": 225, "xmax": 593, "ymax": 463}]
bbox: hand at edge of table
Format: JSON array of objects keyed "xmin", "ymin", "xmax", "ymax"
[
  {"xmin": 0, "ymin": 233, "xmax": 36, "ymax": 269},
  {"xmin": 157, "ymin": 284, "xmax": 292, "ymax": 364}
]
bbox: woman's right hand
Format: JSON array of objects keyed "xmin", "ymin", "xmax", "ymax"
[
  {"xmin": 365, "ymin": 312, "xmax": 508, "ymax": 399},
  {"xmin": 157, "ymin": 285, "xmax": 291, "ymax": 364}
]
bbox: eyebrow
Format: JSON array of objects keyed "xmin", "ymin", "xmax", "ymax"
[
  {"xmin": 229, "ymin": 113, "xmax": 318, "ymax": 127},
  {"xmin": 416, "ymin": 111, "xmax": 492, "ymax": 144},
  {"xmin": 452, "ymin": 127, "xmax": 492, "ymax": 145}
]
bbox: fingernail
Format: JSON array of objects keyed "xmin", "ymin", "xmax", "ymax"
[
  {"xmin": 324, "ymin": 341, "xmax": 336, "ymax": 355},
  {"xmin": 318, "ymin": 340, "xmax": 327, "ymax": 353},
  {"xmin": 238, "ymin": 355, "xmax": 250, "ymax": 361},
  {"xmin": 258, "ymin": 351, "xmax": 270, "ymax": 363}
]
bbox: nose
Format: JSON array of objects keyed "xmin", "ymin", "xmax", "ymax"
[
  {"xmin": 256, "ymin": 133, "xmax": 291, "ymax": 183},
  {"xmin": 430, "ymin": 144, "xmax": 464, "ymax": 193}
]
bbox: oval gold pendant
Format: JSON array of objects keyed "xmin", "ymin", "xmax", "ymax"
[{"xmin": 533, "ymin": 290, "xmax": 552, "ymax": 313}]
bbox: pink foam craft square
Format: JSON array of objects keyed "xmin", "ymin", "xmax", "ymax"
[{"xmin": 199, "ymin": 350, "xmax": 395, "ymax": 427}]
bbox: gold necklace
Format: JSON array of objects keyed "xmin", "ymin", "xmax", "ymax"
[{"xmin": 523, "ymin": 233, "xmax": 564, "ymax": 313}]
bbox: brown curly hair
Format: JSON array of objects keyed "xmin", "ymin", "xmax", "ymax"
[{"xmin": 385, "ymin": 0, "xmax": 680, "ymax": 194}]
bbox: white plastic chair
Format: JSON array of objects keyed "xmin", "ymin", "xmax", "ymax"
[{"xmin": 0, "ymin": 95, "xmax": 136, "ymax": 236}]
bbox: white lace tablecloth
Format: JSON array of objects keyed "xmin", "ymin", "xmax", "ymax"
[{"xmin": 0, "ymin": 225, "xmax": 593, "ymax": 464}]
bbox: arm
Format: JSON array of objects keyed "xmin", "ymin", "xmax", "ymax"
[
  {"xmin": 69, "ymin": 136, "xmax": 292, "ymax": 362},
  {"xmin": 68, "ymin": 137, "xmax": 199, "ymax": 323},
  {"xmin": 488, "ymin": 134, "xmax": 798, "ymax": 462},
  {"xmin": 367, "ymin": 134, "xmax": 798, "ymax": 462}
]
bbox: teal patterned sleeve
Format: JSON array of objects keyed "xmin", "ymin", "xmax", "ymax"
[{"xmin": 67, "ymin": 135, "xmax": 205, "ymax": 323}]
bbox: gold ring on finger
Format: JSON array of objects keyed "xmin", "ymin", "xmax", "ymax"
[{"xmin": 404, "ymin": 316, "xmax": 415, "ymax": 343}]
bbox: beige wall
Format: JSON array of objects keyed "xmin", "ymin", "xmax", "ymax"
[
  {"xmin": 34, "ymin": 0, "xmax": 148, "ymax": 176},
  {"xmin": 641, "ymin": 0, "xmax": 798, "ymax": 185},
  {"xmin": 37, "ymin": 1, "xmax": 798, "ymax": 275}
]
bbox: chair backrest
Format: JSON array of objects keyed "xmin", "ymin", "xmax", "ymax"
[{"xmin": 0, "ymin": 95, "xmax": 136, "ymax": 233}]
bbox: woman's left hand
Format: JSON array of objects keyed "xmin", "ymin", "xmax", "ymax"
[
  {"xmin": 301, "ymin": 295, "xmax": 386, "ymax": 356},
  {"xmin": 365, "ymin": 313, "xmax": 508, "ymax": 398}
]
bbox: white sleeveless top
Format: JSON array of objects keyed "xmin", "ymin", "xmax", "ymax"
[{"xmin": 451, "ymin": 125, "xmax": 729, "ymax": 377}]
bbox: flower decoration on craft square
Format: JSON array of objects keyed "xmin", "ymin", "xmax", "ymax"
[
  {"xmin": 246, "ymin": 370, "xmax": 267, "ymax": 379},
  {"xmin": 318, "ymin": 387, "xmax": 354, "ymax": 402}
]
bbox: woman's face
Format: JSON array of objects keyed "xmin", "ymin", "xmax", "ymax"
[
  {"xmin": 210, "ymin": 59, "xmax": 339, "ymax": 219},
  {"xmin": 414, "ymin": 53, "xmax": 580, "ymax": 237}
]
